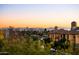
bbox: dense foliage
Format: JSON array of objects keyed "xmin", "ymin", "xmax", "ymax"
[
  {"xmin": 0, "ymin": 30, "xmax": 79, "ymax": 55},
  {"xmin": 0, "ymin": 37, "xmax": 77, "ymax": 55}
]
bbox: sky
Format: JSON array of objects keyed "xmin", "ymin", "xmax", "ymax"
[{"xmin": 0, "ymin": 4, "xmax": 79, "ymax": 28}]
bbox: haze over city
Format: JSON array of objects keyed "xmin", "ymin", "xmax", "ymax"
[{"xmin": 0, "ymin": 4, "xmax": 79, "ymax": 28}]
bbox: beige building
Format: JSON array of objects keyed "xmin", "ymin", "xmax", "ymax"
[
  {"xmin": 49, "ymin": 29, "xmax": 79, "ymax": 44},
  {"xmin": 49, "ymin": 21, "xmax": 79, "ymax": 45}
]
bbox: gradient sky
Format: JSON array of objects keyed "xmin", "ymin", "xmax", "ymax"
[{"xmin": 0, "ymin": 4, "xmax": 79, "ymax": 28}]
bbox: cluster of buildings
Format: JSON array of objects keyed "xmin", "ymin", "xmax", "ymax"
[
  {"xmin": 49, "ymin": 21, "xmax": 79, "ymax": 45},
  {"xmin": 0, "ymin": 21, "xmax": 79, "ymax": 45},
  {"xmin": 0, "ymin": 27, "xmax": 47, "ymax": 40}
]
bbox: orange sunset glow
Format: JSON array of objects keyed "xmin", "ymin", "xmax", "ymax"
[{"xmin": 0, "ymin": 4, "xmax": 79, "ymax": 28}]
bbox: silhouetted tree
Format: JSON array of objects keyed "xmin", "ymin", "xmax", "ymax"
[{"xmin": 0, "ymin": 40, "xmax": 4, "ymax": 51}]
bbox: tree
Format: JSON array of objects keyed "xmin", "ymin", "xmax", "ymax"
[{"xmin": 0, "ymin": 40, "xmax": 4, "ymax": 51}]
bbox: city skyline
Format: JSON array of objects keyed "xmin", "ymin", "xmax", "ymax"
[{"xmin": 0, "ymin": 4, "xmax": 79, "ymax": 28}]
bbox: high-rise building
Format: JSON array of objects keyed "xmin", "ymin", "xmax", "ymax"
[{"xmin": 71, "ymin": 21, "xmax": 77, "ymax": 31}]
